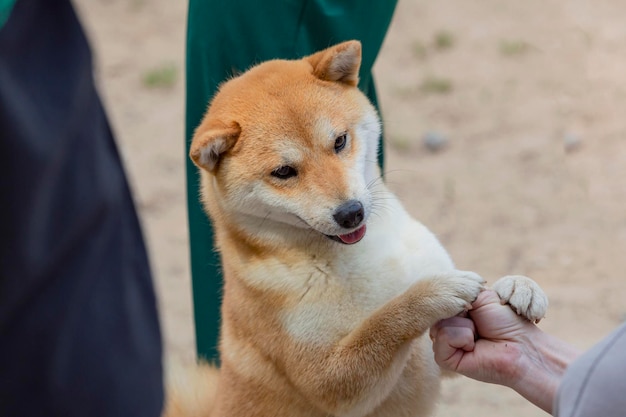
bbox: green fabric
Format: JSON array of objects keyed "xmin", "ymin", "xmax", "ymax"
[
  {"xmin": 186, "ymin": 0, "xmax": 397, "ymax": 361},
  {"xmin": 0, "ymin": 0, "xmax": 17, "ymax": 28}
]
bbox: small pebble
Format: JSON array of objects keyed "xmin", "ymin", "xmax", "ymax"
[
  {"xmin": 563, "ymin": 132, "xmax": 582, "ymax": 153},
  {"xmin": 423, "ymin": 131, "xmax": 448, "ymax": 152}
]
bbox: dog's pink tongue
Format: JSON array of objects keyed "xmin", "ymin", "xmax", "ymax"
[{"xmin": 338, "ymin": 225, "xmax": 367, "ymax": 244}]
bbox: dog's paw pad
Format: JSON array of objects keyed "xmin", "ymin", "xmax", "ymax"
[{"xmin": 492, "ymin": 275, "xmax": 548, "ymax": 323}]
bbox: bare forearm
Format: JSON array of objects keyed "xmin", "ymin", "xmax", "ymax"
[{"xmin": 508, "ymin": 330, "xmax": 580, "ymax": 413}]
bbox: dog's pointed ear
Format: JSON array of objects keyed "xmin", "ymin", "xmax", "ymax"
[
  {"xmin": 306, "ymin": 40, "xmax": 362, "ymax": 86},
  {"xmin": 189, "ymin": 120, "xmax": 241, "ymax": 172}
]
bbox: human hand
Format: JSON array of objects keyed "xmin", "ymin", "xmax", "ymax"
[
  {"xmin": 430, "ymin": 289, "xmax": 536, "ymax": 386},
  {"xmin": 430, "ymin": 289, "xmax": 579, "ymax": 413}
]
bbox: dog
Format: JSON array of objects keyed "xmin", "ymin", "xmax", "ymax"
[{"xmin": 166, "ymin": 40, "xmax": 548, "ymax": 417}]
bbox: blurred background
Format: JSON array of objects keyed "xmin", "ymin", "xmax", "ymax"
[{"xmin": 75, "ymin": 1, "xmax": 626, "ymax": 416}]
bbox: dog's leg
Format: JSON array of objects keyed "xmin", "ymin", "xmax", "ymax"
[
  {"xmin": 288, "ymin": 270, "xmax": 485, "ymax": 416},
  {"xmin": 492, "ymin": 275, "xmax": 548, "ymax": 323}
]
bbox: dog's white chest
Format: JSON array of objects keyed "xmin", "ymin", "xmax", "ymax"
[{"xmin": 282, "ymin": 200, "xmax": 454, "ymax": 345}]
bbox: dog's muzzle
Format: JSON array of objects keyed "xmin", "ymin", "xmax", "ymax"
[{"xmin": 327, "ymin": 200, "xmax": 366, "ymax": 245}]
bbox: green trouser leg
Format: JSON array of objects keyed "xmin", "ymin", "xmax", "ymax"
[{"xmin": 185, "ymin": 0, "xmax": 397, "ymax": 361}]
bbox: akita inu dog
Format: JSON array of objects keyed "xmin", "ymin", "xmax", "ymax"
[{"xmin": 167, "ymin": 41, "xmax": 548, "ymax": 417}]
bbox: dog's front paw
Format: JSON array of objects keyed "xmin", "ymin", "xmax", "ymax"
[
  {"xmin": 428, "ymin": 270, "xmax": 486, "ymax": 319},
  {"xmin": 450, "ymin": 270, "xmax": 486, "ymax": 305},
  {"xmin": 492, "ymin": 275, "xmax": 548, "ymax": 323}
]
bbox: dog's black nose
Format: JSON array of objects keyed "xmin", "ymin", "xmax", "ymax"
[{"xmin": 333, "ymin": 200, "xmax": 364, "ymax": 229}]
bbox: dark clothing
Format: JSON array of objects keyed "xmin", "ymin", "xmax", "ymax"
[
  {"xmin": 0, "ymin": 1, "xmax": 163, "ymax": 416},
  {"xmin": 555, "ymin": 322, "xmax": 626, "ymax": 417}
]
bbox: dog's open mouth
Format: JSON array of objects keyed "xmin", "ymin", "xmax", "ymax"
[{"xmin": 327, "ymin": 225, "xmax": 367, "ymax": 245}]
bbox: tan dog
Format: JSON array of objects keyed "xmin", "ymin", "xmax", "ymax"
[{"xmin": 167, "ymin": 41, "xmax": 548, "ymax": 417}]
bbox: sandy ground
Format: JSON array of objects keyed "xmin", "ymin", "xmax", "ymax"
[{"xmin": 75, "ymin": 1, "xmax": 626, "ymax": 416}]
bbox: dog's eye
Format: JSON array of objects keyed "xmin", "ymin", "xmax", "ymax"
[
  {"xmin": 334, "ymin": 133, "xmax": 348, "ymax": 153},
  {"xmin": 271, "ymin": 166, "xmax": 297, "ymax": 179}
]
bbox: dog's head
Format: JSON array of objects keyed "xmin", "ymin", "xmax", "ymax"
[{"xmin": 190, "ymin": 41, "xmax": 381, "ymax": 245}]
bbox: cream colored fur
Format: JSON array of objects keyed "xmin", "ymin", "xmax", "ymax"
[{"xmin": 165, "ymin": 41, "xmax": 548, "ymax": 417}]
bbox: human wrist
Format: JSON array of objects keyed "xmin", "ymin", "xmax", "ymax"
[{"xmin": 509, "ymin": 327, "xmax": 580, "ymax": 413}]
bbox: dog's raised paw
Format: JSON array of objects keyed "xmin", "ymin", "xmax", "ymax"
[
  {"xmin": 453, "ymin": 270, "xmax": 486, "ymax": 303},
  {"xmin": 430, "ymin": 270, "xmax": 486, "ymax": 316},
  {"xmin": 492, "ymin": 275, "xmax": 548, "ymax": 323}
]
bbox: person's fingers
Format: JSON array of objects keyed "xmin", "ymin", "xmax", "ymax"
[{"xmin": 431, "ymin": 317, "xmax": 476, "ymax": 370}]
